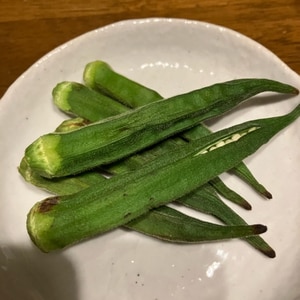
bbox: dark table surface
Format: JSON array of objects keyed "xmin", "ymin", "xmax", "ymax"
[{"xmin": 1, "ymin": 0, "xmax": 299, "ymax": 98}]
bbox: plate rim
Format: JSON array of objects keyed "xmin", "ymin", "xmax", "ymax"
[
  {"xmin": 1, "ymin": 16, "xmax": 300, "ymax": 300},
  {"xmin": 1, "ymin": 17, "xmax": 298, "ymax": 104}
]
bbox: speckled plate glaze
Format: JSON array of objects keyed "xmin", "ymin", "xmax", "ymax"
[{"xmin": 1, "ymin": 18, "xmax": 299, "ymax": 300}]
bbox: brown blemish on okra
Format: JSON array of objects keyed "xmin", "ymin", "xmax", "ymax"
[
  {"xmin": 80, "ymin": 119, "xmax": 92, "ymax": 126},
  {"xmin": 38, "ymin": 196, "xmax": 60, "ymax": 213},
  {"xmin": 55, "ymin": 117, "xmax": 93, "ymax": 133}
]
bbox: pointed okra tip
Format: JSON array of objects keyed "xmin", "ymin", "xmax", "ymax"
[
  {"xmin": 249, "ymin": 225, "xmax": 276, "ymax": 258},
  {"xmin": 284, "ymin": 83, "xmax": 299, "ymax": 95},
  {"xmin": 263, "ymin": 190, "xmax": 273, "ymax": 200},
  {"xmin": 268, "ymin": 80, "xmax": 299, "ymax": 94},
  {"xmin": 292, "ymin": 86, "xmax": 299, "ymax": 95},
  {"xmin": 264, "ymin": 248, "xmax": 276, "ymax": 258},
  {"xmin": 252, "ymin": 224, "xmax": 268, "ymax": 235}
]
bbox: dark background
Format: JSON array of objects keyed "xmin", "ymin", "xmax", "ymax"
[{"xmin": 1, "ymin": 0, "xmax": 299, "ymax": 98}]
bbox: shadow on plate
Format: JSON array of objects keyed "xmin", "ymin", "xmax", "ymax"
[{"xmin": 0, "ymin": 243, "xmax": 78, "ymax": 300}]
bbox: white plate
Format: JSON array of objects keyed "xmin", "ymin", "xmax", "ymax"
[{"xmin": 1, "ymin": 18, "xmax": 299, "ymax": 300}]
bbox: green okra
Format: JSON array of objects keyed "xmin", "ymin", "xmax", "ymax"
[
  {"xmin": 51, "ymin": 78, "xmax": 285, "ymax": 256},
  {"xmin": 181, "ymin": 124, "xmax": 273, "ymax": 199},
  {"xmin": 26, "ymin": 78, "xmax": 298, "ymax": 178},
  {"xmin": 23, "ymin": 114, "xmax": 271, "ymax": 256},
  {"xmin": 83, "ymin": 61, "xmax": 273, "ymax": 199},
  {"xmin": 20, "ymin": 158, "xmax": 273, "ymax": 255},
  {"xmin": 53, "ymin": 81, "xmax": 129, "ymax": 122},
  {"xmin": 125, "ymin": 206, "xmax": 266, "ymax": 244},
  {"xmin": 176, "ymin": 184, "xmax": 275, "ymax": 257},
  {"xmin": 20, "ymin": 157, "xmax": 274, "ymax": 257},
  {"xmin": 208, "ymin": 177, "xmax": 252, "ymax": 210},
  {"xmin": 27, "ymin": 104, "xmax": 300, "ymax": 252},
  {"xmin": 53, "ymin": 81, "xmax": 252, "ymax": 209},
  {"xmin": 229, "ymin": 163, "xmax": 273, "ymax": 199},
  {"xmin": 19, "ymin": 157, "xmax": 105, "ymax": 195},
  {"xmin": 24, "ymin": 114, "xmax": 273, "ymax": 256},
  {"xmin": 84, "ymin": 61, "xmax": 162, "ymax": 107}
]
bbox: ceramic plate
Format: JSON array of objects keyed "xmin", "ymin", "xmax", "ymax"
[{"xmin": 1, "ymin": 18, "xmax": 299, "ymax": 300}]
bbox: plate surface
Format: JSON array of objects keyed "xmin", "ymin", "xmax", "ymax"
[{"xmin": 0, "ymin": 18, "xmax": 300, "ymax": 300}]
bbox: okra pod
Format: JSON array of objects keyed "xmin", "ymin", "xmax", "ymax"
[
  {"xmin": 53, "ymin": 81, "xmax": 129, "ymax": 122},
  {"xmin": 27, "ymin": 104, "xmax": 300, "ymax": 252},
  {"xmin": 229, "ymin": 163, "xmax": 273, "ymax": 199},
  {"xmin": 177, "ymin": 184, "xmax": 275, "ymax": 257},
  {"xmin": 21, "ymin": 133, "xmax": 273, "ymax": 256},
  {"xmin": 181, "ymin": 124, "xmax": 273, "ymax": 198},
  {"xmin": 208, "ymin": 177, "xmax": 252, "ymax": 209},
  {"xmin": 126, "ymin": 206, "xmax": 266, "ymax": 244},
  {"xmin": 84, "ymin": 61, "xmax": 162, "ymax": 106},
  {"xmin": 51, "ymin": 79, "xmax": 286, "ymax": 255},
  {"xmin": 53, "ymin": 81, "xmax": 252, "ymax": 209},
  {"xmin": 21, "ymin": 157, "xmax": 274, "ymax": 256},
  {"xmin": 83, "ymin": 61, "xmax": 273, "ymax": 198},
  {"xmin": 20, "ymin": 157, "xmax": 269, "ymax": 249},
  {"xmin": 26, "ymin": 78, "xmax": 298, "ymax": 178},
  {"xmin": 19, "ymin": 157, "xmax": 105, "ymax": 195},
  {"xmin": 21, "ymin": 120, "xmax": 272, "ymax": 256}
]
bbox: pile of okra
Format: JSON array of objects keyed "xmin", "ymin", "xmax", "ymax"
[{"xmin": 19, "ymin": 60, "xmax": 300, "ymax": 257}]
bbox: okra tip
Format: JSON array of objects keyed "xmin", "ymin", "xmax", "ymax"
[
  {"xmin": 263, "ymin": 190, "xmax": 273, "ymax": 200},
  {"xmin": 242, "ymin": 201, "xmax": 252, "ymax": 210},
  {"xmin": 282, "ymin": 84, "xmax": 299, "ymax": 95},
  {"xmin": 265, "ymin": 248, "xmax": 276, "ymax": 258},
  {"xmin": 264, "ymin": 79, "xmax": 299, "ymax": 95},
  {"xmin": 252, "ymin": 224, "xmax": 268, "ymax": 235}
]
